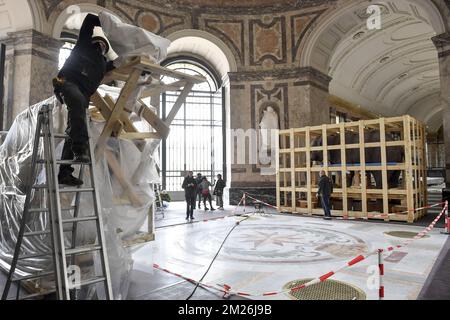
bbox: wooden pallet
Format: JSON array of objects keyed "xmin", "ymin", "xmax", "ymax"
[{"xmin": 276, "ymin": 116, "xmax": 427, "ymax": 223}]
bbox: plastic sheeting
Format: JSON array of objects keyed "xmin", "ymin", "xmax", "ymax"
[
  {"xmin": 0, "ymin": 95, "xmax": 159, "ymax": 299},
  {"xmin": 99, "ymin": 11, "xmax": 171, "ymax": 65}
]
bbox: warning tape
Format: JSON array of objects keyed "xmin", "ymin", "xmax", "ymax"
[
  {"xmin": 153, "ymin": 202, "xmax": 448, "ymax": 298},
  {"xmin": 152, "ymin": 263, "xmax": 228, "ymax": 296}
]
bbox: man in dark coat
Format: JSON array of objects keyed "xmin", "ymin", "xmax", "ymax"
[
  {"xmin": 213, "ymin": 174, "xmax": 226, "ymax": 210},
  {"xmin": 195, "ymin": 173, "xmax": 203, "ymax": 209},
  {"xmin": 54, "ymin": 13, "xmax": 116, "ymax": 186},
  {"xmin": 182, "ymin": 171, "xmax": 197, "ymax": 220},
  {"xmin": 317, "ymin": 170, "xmax": 333, "ymax": 220}
]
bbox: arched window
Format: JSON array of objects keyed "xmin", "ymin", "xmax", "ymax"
[{"xmin": 160, "ymin": 58, "xmax": 225, "ymax": 192}]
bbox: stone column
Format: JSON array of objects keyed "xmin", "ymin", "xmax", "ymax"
[
  {"xmin": 1, "ymin": 30, "xmax": 62, "ymax": 129},
  {"xmin": 227, "ymin": 67, "xmax": 331, "ymax": 204},
  {"xmin": 289, "ymin": 67, "xmax": 332, "ymax": 128},
  {"xmin": 432, "ymin": 32, "xmax": 450, "ymax": 187}
]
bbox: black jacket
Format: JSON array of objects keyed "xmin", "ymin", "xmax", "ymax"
[
  {"xmin": 318, "ymin": 175, "xmax": 333, "ymax": 198},
  {"xmin": 58, "ymin": 14, "xmax": 115, "ymax": 97},
  {"xmin": 213, "ymin": 179, "xmax": 226, "ymax": 196},
  {"xmin": 182, "ymin": 176, "xmax": 197, "ymax": 197}
]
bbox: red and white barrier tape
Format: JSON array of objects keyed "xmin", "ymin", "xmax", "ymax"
[
  {"xmin": 152, "ymin": 263, "xmax": 228, "ymax": 296},
  {"xmin": 152, "ymin": 197, "xmax": 447, "ymax": 298}
]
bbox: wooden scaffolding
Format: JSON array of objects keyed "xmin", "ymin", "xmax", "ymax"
[
  {"xmin": 89, "ymin": 56, "xmax": 205, "ymax": 244},
  {"xmin": 276, "ymin": 116, "xmax": 427, "ymax": 223}
]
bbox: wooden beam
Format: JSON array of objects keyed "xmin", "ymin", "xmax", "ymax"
[
  {"xmin": 136, "ymin": 102, "xmax": 170, "ymax": 139},
  {"xmin": 95, "ymin": 68, "xmax": 142, "ymax": 161},
  {"xmin": 164, "ymin": 82, "xmax": 194, "ymax": 126},
  {"xmin": 141, "ymin": 80, "xmax": 187, "ymax": 98},
  {"xmin": 119, "ymin": 132, "xmax": 161, "ymax": 140}
]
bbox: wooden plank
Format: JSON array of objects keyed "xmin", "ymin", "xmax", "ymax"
[
  {"xmin": 290, "ymin": 129, "xmax": 296, "ymax": 212},
  {"xmin": 306, "ymin": 127, "xmax": 312, "ymax": 215},
  {"xmin": 141, "ymin": 80, "xmax": 187, "ymax": 98},
  {"xmin": 119, "ymin": 132, "xmax": 161, "ymax": 140},
  {"xmin": 136, "ymin": 102, "xmax": 170, "ymax": 139},
  {"xmin": 403, "ymin": 116, "xmax": 415, "ymax": 223},
  {"xmin": 95, "ymin": 68, "xmax": 142, "ymax": 161},
  {"xmin": 91, "ymin": 93, "xmax": 138, "ymax": 134},
  {"xmin": 379, "ymin": 118, "xmax": 389, "ymax": 221},
  {"xmin": 340, "ymin": 123, "xmax": 348, "ymax": 216},
  {"xmin": 138, "ymin": 56, "xmax": 205, "ymax": 84},
  {"xmin": 359, "ymin": 122, "xmax": 367, "ymax": 219},
  {"xmin": 276, "ymin": 131, "xmax": 281, "ymax": 209},
  {"xmin": 164, "ymin": 82, "xmax": 194, "ymax": 126}
]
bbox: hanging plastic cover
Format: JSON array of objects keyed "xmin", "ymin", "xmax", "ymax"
[
  {"xmin": 98, "ymin": 11, "xmax": 171, "ymax": 64},
  {"xmin": 0, "ymin": 96, "xmax": 157, "ymax": 299}
]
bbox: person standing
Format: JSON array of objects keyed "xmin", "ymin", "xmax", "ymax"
[
  {"xmin": 182, "ymin": 171, "xmax": 197, "ymax": 220},
  {"xmin": 317, "ymin": 170, "xmax": 333, "ymax": 220},
  {"xmin": 200, "ymin": 177, "xmax": 216, "ymax": 211},
  {"xmin": 213, "ymin": 174, "xmax": 226, "ymax": 210},
  {"xmin": 54, "ymin": 13, "xmax": 116, "ymax": 186},
  {"xmin": 195, "ymin": 173, "xmax": 203, "ymax": 209}
]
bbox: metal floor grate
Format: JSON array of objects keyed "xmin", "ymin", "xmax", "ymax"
[{"xmin": 284, "ymin": 279, "xmax": 366, "ymax": 300}]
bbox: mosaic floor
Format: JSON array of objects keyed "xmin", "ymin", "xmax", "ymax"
[{"xmin": 129, "ymin": 203, "xmax": 448, "ymax": 300}]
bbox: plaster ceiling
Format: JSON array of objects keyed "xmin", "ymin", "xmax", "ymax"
[
  {"xmin": 0, "ymin": 0, "xmax": 33, "ymax": 38},
  {"xmin": 311, "ymin": 0, "xmax": 443, "ymax": 131}
]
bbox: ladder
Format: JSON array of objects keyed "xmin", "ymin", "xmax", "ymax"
[{"xmin": 1, "ymin": 104, "xmax": 113, "ymax": 300}]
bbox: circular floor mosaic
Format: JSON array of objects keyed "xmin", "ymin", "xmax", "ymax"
[
  {"xmin": 384, "ymin": 231, "xmax": 429, "ymax": 239},
  {"xmin": 284, "ymin": 279, "xmax": 366, "ymax": 300},
  {"xmin": 179, "ymin": 223, "xmax": 368, "ymax": 263}
]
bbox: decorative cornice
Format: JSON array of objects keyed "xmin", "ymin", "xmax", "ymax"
[
  {"xmin": 134, "ymin": 0, "xmax": 336, "ymax": 15},
  {"xmin": 3, "ymin": 29, "xmax": 62, "ymax": 50},
  {"xmin": 229, "ymin": 66, "xmax": 331, "ymax": 81},
  {"xmin": 229, "ymin": 66, "xmax": 331, "ymax": 90}
]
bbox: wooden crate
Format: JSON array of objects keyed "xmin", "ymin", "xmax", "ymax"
[{"xmin": 276, "ymin": 116, "xmax": 427, "ymax": 223}]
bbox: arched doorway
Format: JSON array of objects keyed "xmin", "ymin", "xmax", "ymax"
[
  {"xmin": 159, "ymin": 59, "xmax": 225, "ymax": 195},
  {"xmin": 162, "ymin": 32, "xmax": 236, "ymax": 199}
]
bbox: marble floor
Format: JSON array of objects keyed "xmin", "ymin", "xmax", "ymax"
[{"xmin": 128, "ymin": 202, "xmax": 448, "ymax": 300}]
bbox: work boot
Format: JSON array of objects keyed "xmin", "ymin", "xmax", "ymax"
[
  {"xmin": 58, "ymin": 174, "xmax": 83, "ymax": 186},
  {"xmin": 74, "ymin": 149, "xmax": 91, "ymax": 163}
]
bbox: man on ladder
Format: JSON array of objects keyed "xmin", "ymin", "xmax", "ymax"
[{"xmin": 53, "ymin": 13, "xmax": 116, "ymax": 186}]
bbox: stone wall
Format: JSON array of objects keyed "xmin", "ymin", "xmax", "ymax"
[{"xmin": 1, "ymin": 29, "xmax": 61, "ymax": 127}]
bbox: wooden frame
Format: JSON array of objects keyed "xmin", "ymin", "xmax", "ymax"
[
  {"xmin": 276, "ymin": 116, "xmax": 427, "ymax": 223},
  {"xmin": 89, "ymin": 55, "xmax": 205, "ymax": 244}
]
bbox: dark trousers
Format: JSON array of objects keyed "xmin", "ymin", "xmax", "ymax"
[
  {"xmin": 186, "ymin": 193, "xmax": 196, "ymax": 218},
  {"xmin": 202, "ymin": 193, "xmax": 214, "ymax": 209},
  {"xmin": 320, "ymin": 195, "xmax": 332, "ymax": 217},
  {"xmin": 59, "ymin": 81, "xmax": 90, "ymax": 177},
  {"xmin": 216, "ymin": 194, "xmax": 223, "ymax": 207},
  {"xmin": 197, "ymin": 192, "xmax": 202, "ymax": 208}
]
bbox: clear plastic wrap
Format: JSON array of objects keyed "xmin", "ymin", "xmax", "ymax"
[
  {"xmin": 0, "ymin": 95, "xmax": 159, "ymax": 299},
  {"xmin": 99, "ymin": 11, "xmax": 171, "ymax": 64}
]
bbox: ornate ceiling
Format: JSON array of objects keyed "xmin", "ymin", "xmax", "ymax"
[{"xmin": 310, "ymin": 0, "xmax": 443, "ymax": 131}]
